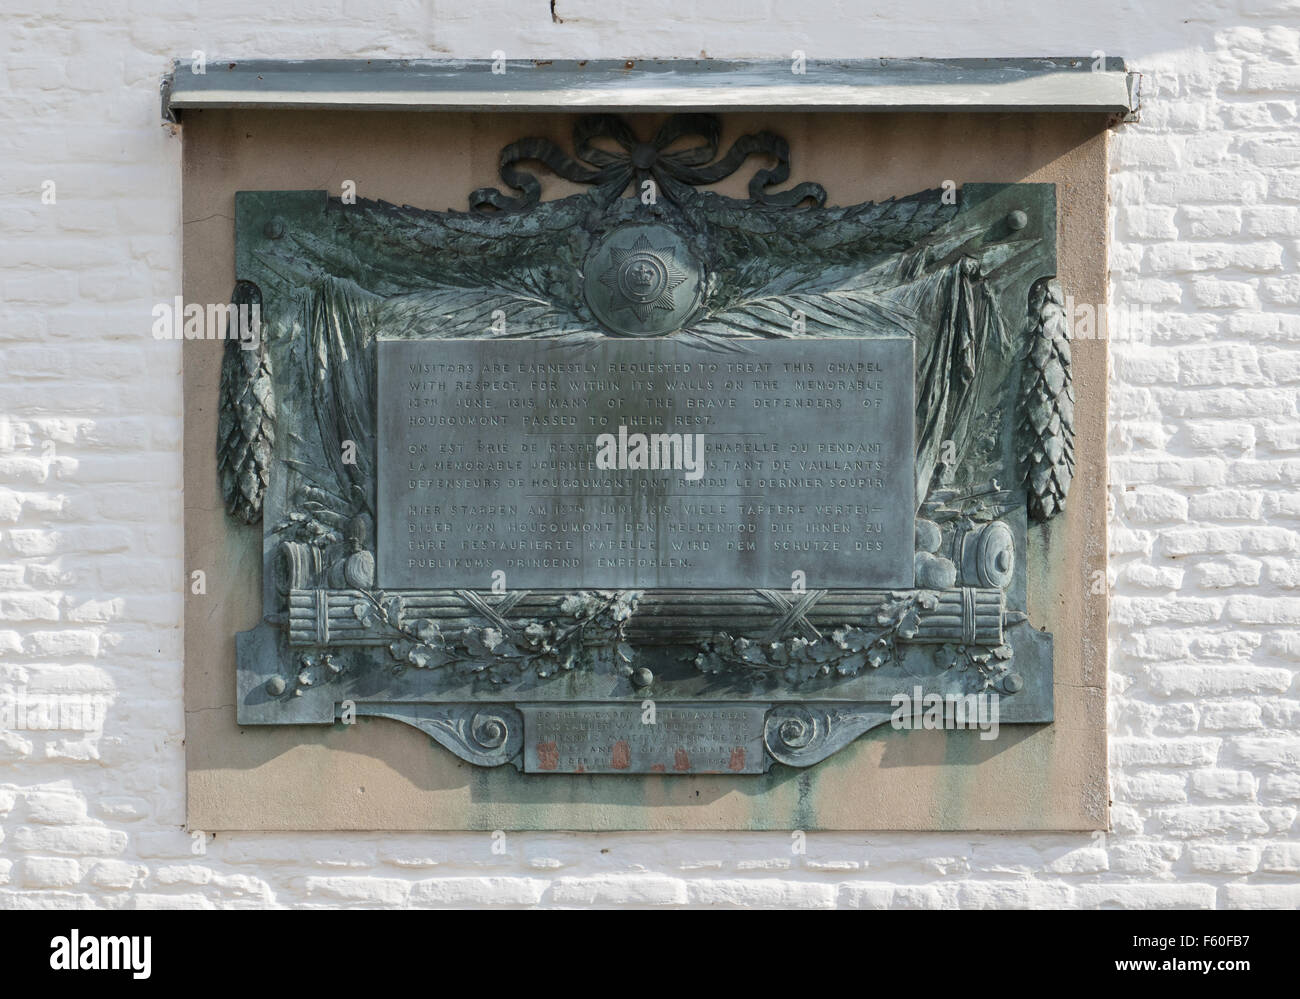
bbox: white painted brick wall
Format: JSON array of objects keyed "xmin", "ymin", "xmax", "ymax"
[{"xmin": 1, "ymin": 1, "xmax": 1298, "ymax": 909}]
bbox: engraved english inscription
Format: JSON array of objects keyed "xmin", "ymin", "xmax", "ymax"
[{"xmin": 377, "ymin": 339, "xmax": 914, "ymax": 589}]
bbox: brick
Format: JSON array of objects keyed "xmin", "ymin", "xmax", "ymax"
[
  {"xmin": 836, "ymin": 884, "xmax": 895, "ymax": 908},
  {"xmin": 20, "ymin": 856, "xmax": 82, "ymax": 889},
  {"xmin": 1148, "ymin": 665, "xmax": 1292, "ymax": 697},
  {"xmin": 1225, "ymin": 595, "xmax": 1300, "ymax": 623},
  {"xmin": 1192, "ymin": 556, "xmax": 1262, "ymax": 587},
  {"xmin": 551, "ymin": 875, "xmax": 687, "ymax": 906},
  {"xmin": 1188, "ymin": 844, "xmax": 1260, "ymax": 874},
  {"xmin": 1222, "ymin": 884, "xmax": 1300, "ymax": 908},
  {"xmin": 1114, "ymin": 739, "xmax": 1220, "ymax": 767},
  {"xmin": 1258, "ymin": 842, "xmax": 1300, "ymax": 872},
  {"xmin": 409, "ymin": 877, "xmax": 546, "ymax": 907},
  {"xmin": 86, "ymin": 860, "xmax": 146, "ymax": 890},
  {"xmin": 1121, "ymin": 487, "xmax": 1189, "ymax": 523},
  {"xmin": 956, "ymin": 882, "xmax": 1074, "ymax": 908},
  {"xmin": 683, "ymin": 878, "xmax": 837, "ymax": 908},
  {"xmin": 1074, "ymin": 884, "xmax": 1215, "ymax": 909},
  {"xmin": 1120, "ymin": 564, "xmax": 1184, "ymax": 589},
  {"xmin": 1162, "ymin": 526, "xmax": 1299, "ymax": 556},
  {"xmin": 1107, "ymin": 842, "xmax": 1182, "ymax": 875},
  {"xmin": 154, "ymin": 864, "xmax": 213, "ymax": 886},
  {"xmin": 1188, "ymin": 491, "xmax": 1262, "ymax": 521},
  {"xmin": 1244, "ymin": 204, "xmax": 1300, "ymax": 235},
  {"xmin": 1114, "ymin": 772, "xmax": 1188, "ymax": 803},
  {"xmin": 1261, "ymin": 274, "xmax": 1300, "ymax": 304},
  {"xmin": 1146, "ymin": 242, "xmax": 1283, "ymax": 273},
  {"xmin": 1190, "ymin": 769, "xmax": 1259, "ymax": 799},
  {"xmin": 0, "ymin": 889, "xmax": 98, "ymax": 909},
  {"xmin": 1259, "ymin": 350, "xmax": 1300, "ymax": 383},
  {"xmin": 95, "ymin": 796, "xmax": 150, "ymax": 822},
  {"xmin": 0, "ymin": 594, "xmax": 61, "ymax": 621},
  {"xmin": 1119, "ymin": 206, "xmax": 1178, "ymax": 239},
  {"xmin": 11, "ymin": 825, "xmax": 126, "ymax": 856},
  {"xmin": 1233, "ymin": 738, "xmax": 1300, "ymax": 769},
  {"xmin": 300, "ymin": 876, "xmax": 411, "ymax": 907},
  {"xmin": 131, "ymin": 893, "xmax": 214, "ymax": 910},
  {"xmin": 1180, "ymin": 206, "xmax": 1242, "ymax": 237},
  {"xmin": 1199, "ymin": 702, "xmax": 1264, "ymax": 730},
  {"xmin": 1042, "ymin": 847, "xmax": 1109, "ymax": 874},
  {"xmin": 24, "ymin": 790, "xmax": 89, "ymax": 824},
  {"xmin": 1112, "ymin": 596, "xmax": 1222, "ymax": 626},
  {"xmin": 1151, "ymin": 806, "xmax": 1274, "ymax": 837}
]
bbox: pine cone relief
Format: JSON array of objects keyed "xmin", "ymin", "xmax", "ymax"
[
  {"xmin": 1018, "ymin": 277, "xmax": 1074, "ymax": 521},
  {"xmin": 217, "ymin": 281, "xmax": 275, "ymax": 524}
]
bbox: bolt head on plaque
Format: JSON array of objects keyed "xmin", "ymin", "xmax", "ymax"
[{"xmin": 583, "ymin": 223, "xmax": 704, "ymax": 336}]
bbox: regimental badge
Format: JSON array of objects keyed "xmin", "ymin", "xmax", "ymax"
[{"xmin": 583, "ymin": 223, "xmax": 704, "ymax": 336}]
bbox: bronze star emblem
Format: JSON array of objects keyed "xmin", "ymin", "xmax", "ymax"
[
  {"xmin": 583, "ymin": 224, "xmax": 704, "ymax": 336},
  {"xmin": 598, "ymin": 234, "xmax": 689, "ymax": 323}
]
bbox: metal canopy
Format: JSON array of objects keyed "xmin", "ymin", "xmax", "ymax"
[{"xmin": 162, "ymin": 57, "xmax": 1139, "ymax": 122}]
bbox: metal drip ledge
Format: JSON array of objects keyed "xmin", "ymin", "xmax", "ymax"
[{"xmin": 162, "ymin": 57, "xmax": 1139, "ymax": 123}]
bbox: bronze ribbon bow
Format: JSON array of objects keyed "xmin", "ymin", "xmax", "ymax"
[{"xmin": 470, "ymin": 114, "xmax": 827, "ymax": 212}]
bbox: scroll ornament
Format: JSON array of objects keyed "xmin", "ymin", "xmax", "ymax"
[{"xmin": 1019, "ymin": 277, "xmax": 1075, "ymax": 521}]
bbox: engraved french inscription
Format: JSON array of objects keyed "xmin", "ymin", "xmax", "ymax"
[
  {"xmin": 520, "ymin": 704, "xmax": 770, "ymax": 774},
  {"xmin": 377, "ymin": 338, "xmax": 914, "ymax": 589}
]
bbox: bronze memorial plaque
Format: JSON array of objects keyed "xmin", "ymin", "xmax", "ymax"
[{"xmin": 222, "ymin": 112, "xmax": 1065, "ymax": 776}]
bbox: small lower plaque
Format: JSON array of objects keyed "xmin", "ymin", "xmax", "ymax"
[
  {"xmin": 377, "ymin": 337, "xmax": 914, "ymax": 590},
  {"xmin": 521, "ymin": 704, "xmax": 770, "ymax": 774}
]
